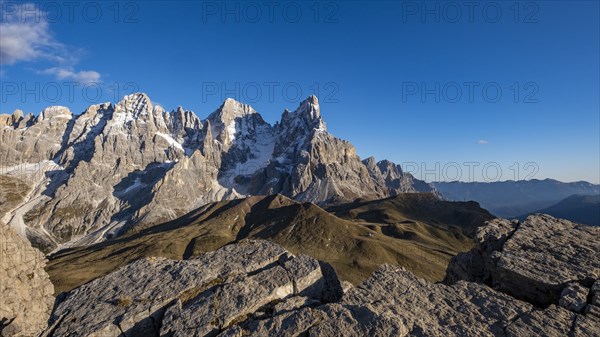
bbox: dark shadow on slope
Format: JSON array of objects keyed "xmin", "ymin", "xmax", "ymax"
[
  {"xmin": 48, "ymin": 197, "xmax": 248, "ymax": 260},
  {"xmin": 61, "ymin": 108, "xmax": 113, "ymax": 172},
  {"xmin": 326, "ymin": 193, "xmax": 494, "ymax": 237},
  {"xmin": 106, "ymin": 161, "xmax": 177, "ymax": 238},
  {"xmin": 41, "ymin": 107, "xmax": 113, "ymax": 199},
  {"xmin": 51, "ymin": 116, "xmax": 77, "ymax": 165}
]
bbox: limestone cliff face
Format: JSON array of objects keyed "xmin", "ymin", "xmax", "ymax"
[
  {"xmin": 247, "ymin": 96, "xmax": 388, "ymax": 204},
  {"xmin": 0, "ymin": 106, "xmax": 72, "ymax": 167},
  {"xmin": 0, "ymin": 93, "xmax": 434, "ymax": 250},
  {"xmin": 0, "ymin": 225, "xmax": 54, "ymax": 337}
]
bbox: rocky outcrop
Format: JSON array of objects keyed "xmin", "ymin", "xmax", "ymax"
[
  {"xmin": 363, "ymin": 157, "xmax": 436, "ymax": 195},
  {"xmin": 247, "ymin": 96, "xmax": 394, "ymax": 204},
  {"xmin": 43, "ymin": 215, "xmax": 600, "ymax": 336},
  {"xmin": 0, "ymin": 107, "xmax": 72, "ymax": 167},
  {"xmin": 1, "ymin": 94, "xmax": 432, "ymax": 251},
  {"xmin": 44, "ymin": 240, "xmax": 343, "ymax": 336},
  {"xmin": 445, "ymin": 214, "xmax": 599, "ymax": 309},
  {"xmin": 221, "ymin": 264, "xmax": 596, "ymax": 337},
  {"xmin": 0, "ymin": 225, "xmax": 54, "ymax": 337}
]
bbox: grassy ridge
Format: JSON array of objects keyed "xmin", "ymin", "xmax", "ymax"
[{"xmin": 47, "ymin": 193, "xmax": 494, "ymax": 294}]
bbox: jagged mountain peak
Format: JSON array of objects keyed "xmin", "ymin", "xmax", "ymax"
[
  {"xmin": 377, "ymin": 159, "xmax": 403, "ymax": 176},
  {"xmin": 11, "ymin": 109, "xmax": 24, "ymax": 119},
  {"xmin": 210, "ymin": 98, "xmax": 257, "ymax": 121},
  {"xmin": 205, "ymin": 98, "xmax": 268, "ymax": 149},
  {"xmin": 292, "ymin": 95, "xmax": 321, "ymax": 120},
  {"xmin": 279, "ymin": 95, "xmax": 326, "ymax": 133},
  {"xmin": 0, "ymin": 110, "xmax": 35, "ymax": 129},
  {"xmin": 1, "ymin": 109, "xmax": 26, "ymax": 127},
  {"xmin": 38, "ymin": 106, "xmax": 72, "ymax": 121},
  {"xmin": 363, "ymin": 156, "xmax": 377, "ymax": 167},
  {"xmin": 114, "ymin": 92, "xmax": 153, "ymax": 118}
]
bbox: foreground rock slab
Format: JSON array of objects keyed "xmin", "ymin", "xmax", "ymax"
[
  {"xmin": 0, "ymin": 225, "xmax": 54, "ymax": 337},
  {"xmin": 219, "ymin": 263, "xmax": 598, "ymax": 337},
  {"xmin": 42, "ymin": 214, "xmax": 600, "ymax": 336},
  {"xmin": 43, "ymin": 240, "xmax": 342, "ymax": 337},
  {"xmin": 446, "ymin": 214, "xmax": 600, "ymax": 308}
]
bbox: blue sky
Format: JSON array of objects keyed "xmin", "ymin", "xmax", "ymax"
[{"xmin": 1, "ymin": 0, "xmax": 598, "ymax": 183}]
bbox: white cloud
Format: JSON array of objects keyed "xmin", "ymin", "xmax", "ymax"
[
  {"xmin": 41, "ymin": 67, "xmax": 101, "ymax": 84},
  {"xmin": 0, "ymin": 3, "xmax": 100, "ymax": 81},
  {"xmin": 0, "ymin": 3, "xmax": 62, "ymax": 65},
  {"xmin": 478, "ymin": 140, "xmax": 489, "ymax": 145}
]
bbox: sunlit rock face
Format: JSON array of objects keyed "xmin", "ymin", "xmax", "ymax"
[{"xmin": 0, "ymin": 93, "xmax": 434, "ymax": 250}]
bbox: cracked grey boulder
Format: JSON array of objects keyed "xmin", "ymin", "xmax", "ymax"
[
  {"xmin": 446, "ymin": 214, "xmax": 600, "ymax": 307},
  {"xmin": 444, "ymin": 218, "xmax": 518, "ymax": 284},
  {"xmin": 308, "ymin": 265, "xmax": 533, "ymax": 337},
  {"xmin": 160, "ymin": 264, "xmax": 295, "ymax": 336},
  {"xmin": 505, "ymin": 305, "xmax": 576, "ymax": 337},
  {"xmin": 220, "ymin": 264, "xmax": 530, "ymax": 336},
  {"xmin": 559, "ymin": 282, "xmax": 589, "ymax": 313},
  {"xmin": 224, "ymin": 263, "xmax": 597, "ymax": 337},
  {"xmin": 0, "ymin": 225, "xmax": 54, "ymax": 337},
  {"xmin": 42, "ymin": 240, "xmax": 340, "ymax": 337}
]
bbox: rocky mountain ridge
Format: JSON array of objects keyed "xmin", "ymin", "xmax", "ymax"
[
  {"xmin": 0, "ymin": 93, "xmax": 433, "ymax": 251},
  {"xmin": 45, "ymin": 193, "xmax": 491, "ymax": 294}
]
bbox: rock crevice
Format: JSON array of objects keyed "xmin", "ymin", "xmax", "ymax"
[{"xmin": 445, "ymin": 214, "xmax": 599, "ymax": 310}]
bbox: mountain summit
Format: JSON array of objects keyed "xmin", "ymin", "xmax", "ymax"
[{"xmin": 0, "ymin": 93, "xmax": 434, "ymax": 251}]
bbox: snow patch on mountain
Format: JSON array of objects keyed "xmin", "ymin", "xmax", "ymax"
[{"xmin": 155, "ymin": 132, "xmax": 185, "ymax": 152}]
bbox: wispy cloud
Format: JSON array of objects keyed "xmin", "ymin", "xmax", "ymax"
[
  {"xmin": 40, "ymin": 67, "xmax": 101, "ymax": 84},
  {"xmin": 0, "ymin": 3, "xmax": 64, "ymax": 65},
  {"xmin": 478, "ymin": 140, "xmax": 489, "ymax": 145},
  {"xmin": 0, "ymin": 2, "xmax": 100, "ymax": 81}
]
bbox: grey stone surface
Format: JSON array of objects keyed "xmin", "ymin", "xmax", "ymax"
[
  {"xmin": 446, "ymin": 214, "xmax": 600, "ymax": 307},
  {"xmin": 219, "ymin": 262, "xmax": 596, "ymax": 337},
  {"xmin": 505, "ymin": 305, "xmax": 576, "ymax": 337},
  {"xmin": 592, "ymin": 280, "xmax": 600, "ymax": 306},
  {"xmin": 310, "ymin": 265, "xmax": 532, "ymax": 337},
  {"xmin": 43, "ymin": 240, "xmax": 339, "ymax": 337},
  {"xmin": 573, "ymin": 305, "xmax": 600, "ymax": 337},
  {"xmin": 42, "ymin": 222, "xmax": 600, "ymax": 336},
  {"xmin": 0, "ymin": 225, "xmax": 54, "ymax": 337},
  {"xmin": 559, "ymin": 282, "xmax": 590, "ymax": 313}
]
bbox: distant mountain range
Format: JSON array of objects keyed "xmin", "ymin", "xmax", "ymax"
[
  {"xmin": 518, "ymin": 194, "xmax": 600, "ymax": 226},
  {"xmin": 432, "ymin": 179, "xmax": 600, "ymax": 218}
]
